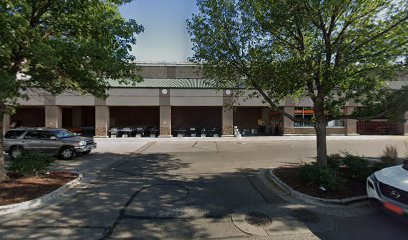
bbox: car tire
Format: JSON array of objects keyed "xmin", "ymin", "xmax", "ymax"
[
  {"xmin": 60, "ymin": 147, "xmax": 76, "ymax": 160},
  {"xmin": 9, "ymin": 146, "xmax": 24, "ymax": 159}
]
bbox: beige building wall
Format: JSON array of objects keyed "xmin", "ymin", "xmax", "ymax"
[
  {"xmin": 170, "ymin": 89, "xmax": 223, "ymax": 106},
  {"xmin": 159, "ymin": 106, "xmax": 171, "ymax": 137},
  {"xmin": 45, "ymin": 106, "xmax": 62, "ymax": 128},
  {"xmin": 345, "ymin": 106, "xmax": 358, "ymax": 135},
  {"xmin": 283, "ymin": 107, "xmax": 294, "ymax": 135},
  {"xmin": 95, "ymin": 106, "xmax": 110, "ymax": 137},
  {"xmin": 2, "ymin": 114, "xmax": 11, "ymax": 133}
]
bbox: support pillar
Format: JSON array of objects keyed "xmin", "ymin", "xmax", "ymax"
[
  {"xmin": 283, "ymin": 106, "xmax": 294, "ymax": 135},
  {"xmin": 159, "ymin": 88, "xmax": 172, "ymax": 138},
  {"xmin": 222, "ymin": 90, "xmax": 234, "ymax": 136},
  {"xmin": 159, "ymin": 106, "xmax": 172, "ymax": 137},
  {"xmin": 345, "ymin": 106, "xmax": 358, "ymax": 135},
  {"xmin": 261, "ymin": 108, "xmax": 270, "ymax": 135},
  {"xmin": 261, "ymin": 108, "xmax": 270, "ymax": 123},
  {"xmin": 398, "ymin": 111, "xmax": 408, "ymax": 135},
  {"xmin": 95, "ymin": 106, "xmax": 110, "ymax": 138},
  {"xmin": 72, "ymin": 107, "xmax": 82, "ymax": 128},
  {"xmin": 45, "ymin": 106, "xmax": 62, "ymax": 128},
  {"xmin": 3, "ymin": 114, "xmax": 10, "ymax": 132},
  {"xmin": 222, "ymin": 107, "xmax": 234, "ymax": 136}
]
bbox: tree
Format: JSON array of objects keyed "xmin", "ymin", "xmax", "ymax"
[
  {"xmin": 187, "ymin": 0, "xmax": 408, "ymax": 166},
  {"xmin": 0, "ymin": 0, "xmax": 143, "ymax": 181}
]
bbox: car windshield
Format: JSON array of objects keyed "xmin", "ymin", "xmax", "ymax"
[{"xmin": 53, "ymin": 130, "xmax": 76, "ymax": 139}]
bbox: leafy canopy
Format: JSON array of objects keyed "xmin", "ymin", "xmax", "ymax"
[
  {"xmin": 188, "ymin": 0, "xmax": 407, "ymax": 121},
  {"xmin": 0, "ymin": 0, "xmax": 143, "ymax": 109}
]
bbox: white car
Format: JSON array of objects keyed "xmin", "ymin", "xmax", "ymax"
[{"xmin": 367, "ymin": 161, "xmax": 408, "ymax": 216}]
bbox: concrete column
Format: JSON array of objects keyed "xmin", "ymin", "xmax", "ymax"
[
  {"xmin": 283, "ymin": 106, "xmax": 294, "ymax": 135},
  {"xmin": 401, "ymin": 111, "xmax": 408, "ymax": 136},
  {"xmin": 222, "ymin": 90, "xmax": 234, "ymax": 136},
  {"xmin": 72, "ymin": 107, "xmax": 82, "ymax": 127},
  {"xmin": 261, "ymin": 108, "xmax": 270, "ymax": 136},
  {"xmin": 159, "ymin": 105, "xmax": 172, "ymax": 137},
  {"xmin": 262, "ymin": 108, "xmax": 270, "ymax": 123},
  {"xmin": 222, "ymin": 107, "xmax": 234, "ymax": 136},
  {"xmin": 45, "ymin": 106, "xmax": 62, "ymax": 128},
  {"xmin": 95, "ymin": 106, "xmax": 110, "ymax": 138},
  {"xmin": 345, "ymin": 106, "xmax": 358, "ymax": 135},
  {"xmin": 3, "ymin": 114, "xmax": 11, "ymax": 132}
]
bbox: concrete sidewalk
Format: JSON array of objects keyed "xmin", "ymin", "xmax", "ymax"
[{"xmin": 95, "ymin": 135, "xmax": 408, "ymax": 142}]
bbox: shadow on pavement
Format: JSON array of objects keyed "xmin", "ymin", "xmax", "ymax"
[{"xmin": 0, "ymin": 150, "xmax": 407, "ymax": 240}]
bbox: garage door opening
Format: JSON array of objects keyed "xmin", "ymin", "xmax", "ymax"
[
  {"xmin": 62, "ymin": 107, "xmax": 95, "ymax": 136},
  {"xmin": 109, "ymin": 107, "xmax": 160, "ymax": 137},
  {"xmin": 234, "ymin": 107, "xmax": 283, "ymax": 136},
  {"xmin": 172, "ymin": 107, "xmax": 222, "ymax": 137},
  {"xmin": 10, "ymin": 107, "xmax": 45, "ymax": 128}
]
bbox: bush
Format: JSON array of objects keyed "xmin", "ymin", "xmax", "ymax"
[
  {"xmin": 381, "ymin": 145, "xmax": 398, "ymax": 166},
  {"xmin": 371, "ymin": 161, "xmax": 389, "ymax": 172},
  {"xmin": 327, "ymin": 154, "xmax": 342, "ymax": 170},
  {"xmin": 342, "ymin": 153, "xmax": 371, "ymax": 180},
  {"xmin": 299, "ymin": 163, "xmax": 339, "ymax": 191},
  {"xmin": 9, "ymin": 153, "xmax": 55, "ymax": 176}
]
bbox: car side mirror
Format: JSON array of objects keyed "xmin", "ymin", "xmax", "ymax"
[{"xmin": 50, "ymin": 136, "xmax": 57, "ymax": 140}]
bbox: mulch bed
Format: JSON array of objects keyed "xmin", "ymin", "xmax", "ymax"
[
  {"xmin": 273, "ymin": 166, "xmax": 366, "ymax": 199},
  {"xmin": 0, "ymin": 172, "xmax": 78, "ymax": 206}
]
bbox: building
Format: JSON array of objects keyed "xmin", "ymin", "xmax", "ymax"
[{"xmin": 3, "ymin": 63, "xmax": 408, "ymax": 137}]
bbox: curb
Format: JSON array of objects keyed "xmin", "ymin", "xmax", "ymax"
[
  {"xmin": 0, "ymin": 141, "xmax": 154, "ymax": 220},
  {"xmin": 0, "ymin": 173, "xmax": 83, "ymax": 216},
  {"xmin": 266, "ymin": 168, "xmax": 368, "ymax": 207}
]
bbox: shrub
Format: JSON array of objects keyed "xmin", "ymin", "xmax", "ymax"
[
  {"xmin": 381, "ymin": 145, "xmax": 398, "ymax": 166},
  {"xmin": 327, "ymin": 154, "xmax": 342, "ymax": 170},
  {"xmin": 371, "ymin": 161, "xmax": 389, "ymax": 172},
  {"xmin": 299, "ymin": 164, "xmax": 339, "ymax": 191},
  {"xmin": 9, "ymin": 153, "xmax": 55, "ymax": 176},
  {"xmin": 342, "ymin": 153, "xmax": 371, "ymax": 180}
]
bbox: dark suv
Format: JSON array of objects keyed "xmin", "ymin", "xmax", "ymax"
[{"xmin": 3, "ymin": 128, "xmax": 96, "ymax": 160}]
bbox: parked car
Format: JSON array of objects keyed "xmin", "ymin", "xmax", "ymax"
[
  {"xmin": 3, "ymin": 128, "xmax": 97, "ymax": 160},
  {"xmin": 367, "ymin": 160, "xmax": 408, "ymax": 217}
]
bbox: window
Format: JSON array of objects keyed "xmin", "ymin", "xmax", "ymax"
[
  {"xmin": 327, "ymin": 119, "xmax": 345, "ymax": 127},
  {"xmin": 4, "ymin": 130, "xmax": 26, "ymax": 139},
  {"xmin": 294, "ymin": 107, "xmax": 345, "ymax": 128},
  {"xmin": 24, "ymin": 130, "xmax": 40, "ymax": 139},
  {"xmin": 294, "ymin": 107, "xmax": 314, "ymax": 127},
  {"xmin": 39, "ymin": 131, "xmax": 56, "ymax": 139}
]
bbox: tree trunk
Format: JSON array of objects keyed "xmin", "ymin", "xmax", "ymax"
[
  {"xmin": 315, "ymin": 116, "xmax": 328, "ymax": 167},
  {"xmin": 0, "ymin": 111, "xmax": 8, "ymax": 181}
]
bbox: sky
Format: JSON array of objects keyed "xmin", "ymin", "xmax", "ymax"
[{"xmin": 120, "ymin": 0, "xmax": 198, "ymax": 63}]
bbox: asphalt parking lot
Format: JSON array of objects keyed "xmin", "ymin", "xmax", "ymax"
[{"xmin": 0, "ymin": 136, "xmax": 407, "ymax": 239}]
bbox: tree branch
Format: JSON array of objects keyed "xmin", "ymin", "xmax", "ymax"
[{"xmin": 352, "ymin": 15, "xmax": 408, "ymax": 54}]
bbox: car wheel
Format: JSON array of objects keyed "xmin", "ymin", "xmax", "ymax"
[
  {"xmin": 60, "ymin": 147, "xmax": 76, "ymax": 160},
  {"xmin": 9, "ymin": 146, "xmax": 24, "ymax": 159}
]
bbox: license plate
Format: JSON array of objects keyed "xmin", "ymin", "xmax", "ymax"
[{"xmin": 384, "ymin": 202, "xmax": 404, "ymax": 215}]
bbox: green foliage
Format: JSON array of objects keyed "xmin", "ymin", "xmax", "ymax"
[
  {"xmin": 0, "ymin": 0, "xmax": 143, "ymax": 180},
  {"xmin": 188, "ymin": 0, "xmax": 408, "ymax": 166},
  {"xmin": 381, "ymin": 145, "xmax": 399, "ymax": 166},
  {"xmin": 327, "ymin": 154, "xmax": 342, "ymax": 170},
  {"xmin": 371, "ymin": 161, "xmax": 390, "ymax": 173},
  {"xmin": 299, "ymin": 164, "xmax": 339, "ymax": 191},
  {"xmin": 0, "ymin": 0, "xmax": 143, "ymax": 102},
  {"xmin": 342, "ymin": 153, "xmax": 371, "ymax": 181},
  {"xmin": 9, "ymin": 153, "xmax": 55, "ymax": 176}
]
